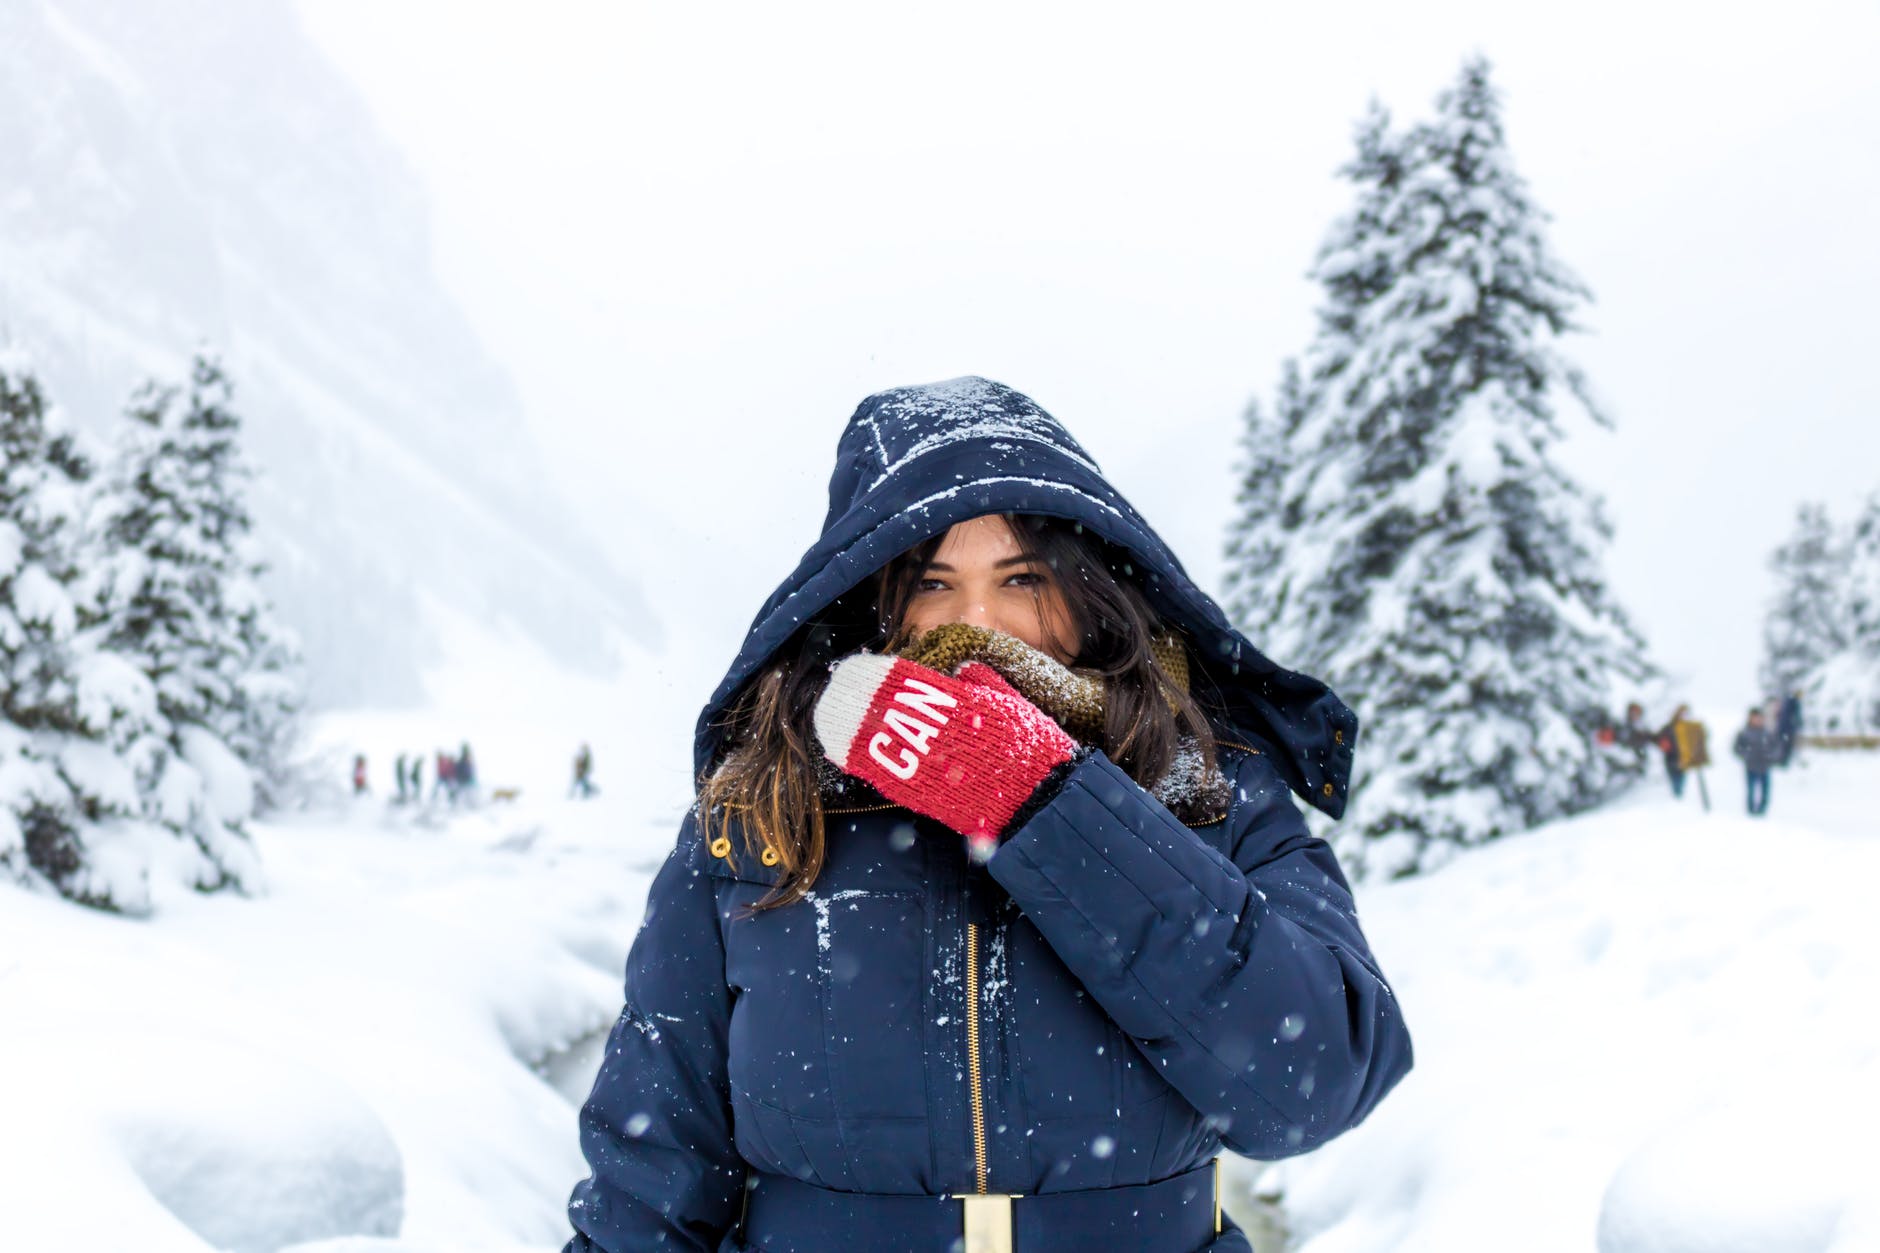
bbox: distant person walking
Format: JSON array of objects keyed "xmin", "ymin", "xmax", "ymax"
[
  {"xmin": 1776, "ymin": 690, "xmax": 1803, "ymax": 767},
  {"xmin": 434, "ymin": 750, "xmax": 456, "ymax": 805},
  {"xmin": 1733, "ymin": 707, "xmax": 1780, "ymax": 816},
  {"xmin": 1662, "ymin": 706, "xmax": 1713, "ymax": 809},
  {"xmin": 352, "ymin": 754, "xmax": 369, "ymax": 796},
  {"xmin": 570, "ymin": 743, "xmax": 596, "ymax": 799},
  {"xmin": 1657, "ymin": 706, "xmax": 1692, "ymax": 798},
  {"xmin": 1618, "ymin": 701, "xmax": 1654, "ymax": 773},
  {"xmin": 456, "ymin": 743, "xmax": 478, "ymax": 806},
  {"xmin": 394, "ymin": 753, "xmax": 410, "ymax": 804}
]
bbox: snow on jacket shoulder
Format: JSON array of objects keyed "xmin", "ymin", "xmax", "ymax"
[{"xmin": 564, "ymin": 742, "xmax": 1411, "ymax": 1252}]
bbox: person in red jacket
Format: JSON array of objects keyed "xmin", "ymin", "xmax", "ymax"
[{"xmin": 433, "ymin": 751, "xmax": 455, "ymax": 805}]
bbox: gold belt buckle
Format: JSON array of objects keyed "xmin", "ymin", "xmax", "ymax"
[
  {"xmin": 957, "ymin": 1160, "xmax": 1218, "ymax": 1251},
  {"xmin": 960, "ymin": 1193, "xmax": 1020, "ymax": 1253}
]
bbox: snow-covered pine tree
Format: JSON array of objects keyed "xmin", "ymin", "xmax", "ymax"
[
  {"xmin": 105, "ymin": 364, "xmax": 238, "ymax": 729},
  {"xmin": 1807, "ymin": 493, "xmax": 1880, "ymax": 733},
  {"xmin": 1850, "ymin": 493, "xmax": 1880, "ymax": 651},
  {"xmin": 1228, "ymin": 58, "xmax": 1654, "ymax": 878},
  {"xmin": 179, "ymin": 356, "xmax": 303, "ymax": 807},
  {"xmin": 227, "ymin": 615, "xmax": 305, "ymax": 812},
  {"xmin": 81, "ymin": 352, "xmax": 309, "ymax": 902},
  {"xmin": 1228, "ymin": 103, "xmax": 1404, "ymax": 666},
  {"xmin": 101, "ymin": 353, "xmax": 303, "ymax": 810},
  {"xmin": 1760, "ymin": 502, "xmax": 1846, "ymax": 700},
  {"xmin": 0, "ymin": 352, "xmax": 178, "ymax": 911},
  {"xmin": 1223, "ymin": 360, "xmax": 1305, "ymax": 640}
]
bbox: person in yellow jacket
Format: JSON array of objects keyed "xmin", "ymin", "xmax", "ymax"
[{"xmin": 1656, "ymin": 705, "xmax": 1712, "ymax": 802}]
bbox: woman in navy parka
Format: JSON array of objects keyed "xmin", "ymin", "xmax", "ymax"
[{"xmin": 565, "ymin": 379, "xmax": 1411, "ymax": 1252}]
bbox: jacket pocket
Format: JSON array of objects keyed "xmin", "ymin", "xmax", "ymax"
[
  {"xmin": 718, "ymin": 865, "xmax": 932, "ymax": 1190},
  {"xmin": 812, "ymin": 887, "xmax": 928, "ymax": 1123},
  {"xmin": 731, "ymin": 1087, "xmax": 829, "ymax": 1189}
]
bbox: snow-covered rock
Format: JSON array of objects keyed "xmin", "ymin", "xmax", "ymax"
[
  {"xmin": 1597, "ymin": 1095, "xmax": 1879, "ymax": 1252},
  {"xmin": 106, "ymin": 1035, "xmax": 404, "ymax": 1253}
]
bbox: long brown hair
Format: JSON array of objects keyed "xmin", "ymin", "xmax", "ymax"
[{"xmin": 699, "ymin": 514, "xmax": 1221, "ymax": 909}]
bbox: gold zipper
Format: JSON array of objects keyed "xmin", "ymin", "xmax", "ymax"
[{"xmin": 966, "ymin": 921, "xmax": 989, "ymax": 1194}]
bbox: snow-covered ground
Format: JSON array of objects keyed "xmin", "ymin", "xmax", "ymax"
[
  {"xmin": 0, "ymin": 752, "xmax": 672, "ymax": 1252},
  {"xmin": 3, "ymin": 729, "xmax": 1875, "ymax": 1250},
  {"xmin": 1264, "ymin": 749, "xmax": 1880, "ymax": 1251}
]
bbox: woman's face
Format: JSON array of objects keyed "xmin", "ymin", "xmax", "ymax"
[{"xmin": 899, "ymin": 515, "xmax": 1081, "ymax": 665}]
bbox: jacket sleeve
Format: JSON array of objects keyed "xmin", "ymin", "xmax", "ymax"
[
  {"xmin": 565, "ymin": 814, "xmax": 744, "ymax": 1252},
  {"xmin": 987, "ymin": 747, "xmax": 1412, "ymax": 1159}
]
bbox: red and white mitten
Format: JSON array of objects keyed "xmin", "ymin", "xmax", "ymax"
[{"xmin": 813, "ymin": 654, "xmax": 1078, "ymax": 859}]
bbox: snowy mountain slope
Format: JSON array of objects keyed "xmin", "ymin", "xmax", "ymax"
[{"xmin": 0, "ymin": 0, "xmax": 656, "ymax": 707}]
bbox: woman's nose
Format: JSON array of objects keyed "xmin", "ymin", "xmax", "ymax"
[{"xmin": 956, "ymin": 600, "xmax": 995, "ymax": 629}]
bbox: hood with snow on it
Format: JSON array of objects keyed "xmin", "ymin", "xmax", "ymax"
[{"xmin": 695, "ymin": 376, "xmax": 1357, "ymax": 817}]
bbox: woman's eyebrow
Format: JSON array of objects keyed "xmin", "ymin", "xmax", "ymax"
[{"xmin": 923, "ymin": 556, "xmax": 1035, "ymax": 573}]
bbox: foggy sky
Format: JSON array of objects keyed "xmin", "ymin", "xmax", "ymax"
[{"xmin": 296, "ymin": 0, "xmax": 1880, "ymax": 710}]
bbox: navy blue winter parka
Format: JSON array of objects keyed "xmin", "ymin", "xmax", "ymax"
[{"xmin": 566, "ymin": 379, "xmax": 1412, "ymax": 1252}]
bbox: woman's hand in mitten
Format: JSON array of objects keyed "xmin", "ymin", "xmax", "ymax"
[{"xmin": 812, "ymin": 653, "xmax": 1078, "ymax": 858}]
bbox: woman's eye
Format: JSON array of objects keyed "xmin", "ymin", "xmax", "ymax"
[
  {"xmin": 915, "ymin": 578, "xmax": 947, "ymax": 593},
  {"xmin": 1007, "ymin": 571, "xmax": 1044, "ymax": 587}
]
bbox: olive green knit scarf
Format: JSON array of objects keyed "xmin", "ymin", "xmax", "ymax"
[{"xmin": 892, "ymin": 622, "xmax": 1190, "ymax": 741}]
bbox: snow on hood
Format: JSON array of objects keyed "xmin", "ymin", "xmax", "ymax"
[{"xmin": 693, "ymin": 376, "xmax": 1357, "ymax": 817}]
